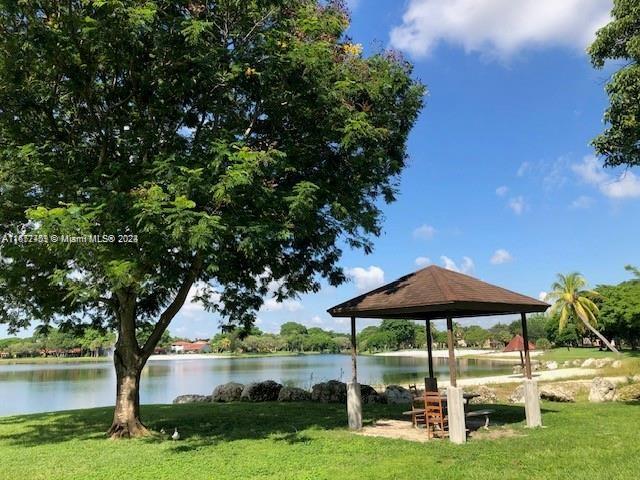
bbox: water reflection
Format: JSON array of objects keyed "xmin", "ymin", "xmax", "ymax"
[{"xmin": 0, "ymin": 354, "xmax": 514, "ymax": 416}]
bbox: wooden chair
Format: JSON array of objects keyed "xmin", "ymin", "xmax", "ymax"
[
  {"xmin": 409, "ymin": 386, "xmax": 425, "ymax": 428},
  {"xmin": 424, "ymin": 392, "xmax": 448, "ymax": 439}
]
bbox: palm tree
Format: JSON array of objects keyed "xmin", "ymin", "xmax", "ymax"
[
  {"xmin": 625, "ymin": 264, "xmax": 640, "ymax": 279},
  {"xmin": 546, "ymin": 272, "xmax": 619, "ymax": 354}
]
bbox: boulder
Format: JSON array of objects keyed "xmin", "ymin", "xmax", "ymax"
[
  {"xmin": 311, "ymin": 380, "xmax": 347, "ymax": 403},
  {"xmin": 540, "ymin": 386, "xmax": 575, "ymax": 402},
  {"xmin": 546, "ymin": 361, "xmax": 558, "ymax": 370},
  {"xmin": 562, "ymin": 361, "xmax": 571, "ymax": 368},
  {"xmin": 572, "ymin": 359, "xmax": 582, "ymax": 367},
  {"xmin": 611, "ymin": 360, "xmax": 623, "ymax": 369},
  {"xmin": 588, "ymin": 377, "xmax": 616, "ymax": 403},
  {"xmin": 241, "ymin": 380, "xmax": 283, "ymax": 402},
  {"xmin": 212, "ymin": 382, "xmax": 244, "ymax": 402},
  {"xmin": 632, "ymin": 374, "xmax": 640, "ymax": 383},
  {"xmin": 277, "ymin": 386, "xmax": 312, "ymax": 402},
  {"xmin": 581, "ymin": 358, "xmax": 596, "ymax": 368},
  {"xmin": 360, "ymin": 384, "xmax": 386, "ymax": 404},
  {"xmin": 466, "ymin": 385, "xmax": 498, "ymax": 404},
  {"xmin": 616, "ymin": 383, "xmax": 640, "ymax": 402},
  {"xmin": 383, "ymin": 385, "xmax": 413, "ymax": 404},
  {"xmin": 595, "ymin": 358, "xmax": 613, "ymax": 369},
  {"xmin": 508, "ymin": 385, "xmax": 525, "ymax": 404},
  {"xmin": 173, "ymin": 394, "xmax": 211, "ymax": 404}
]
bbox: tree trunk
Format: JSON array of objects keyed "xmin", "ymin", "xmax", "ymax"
[
  {"xmin": 106, "ymin": 256, "xmax": 202, "ymax": 439},
  {"xmin": 107, "ymin": 346, "xmax": 150, "ymax": 439},
  {"xmin": 579, "ymin": 317, "xmax": 620, "ymax": 355}
]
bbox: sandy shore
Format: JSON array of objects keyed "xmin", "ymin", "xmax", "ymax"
[
  {"xmin": 148, "ymin": 353, "xmax": 229, "ymax": 361},
  {"xmin": 438, "ymin": 367, "xmax": 598, "ymax": 387},
  {"xmin": 374, "ymin": 349, "xmax": 544, "ymax": 362}
]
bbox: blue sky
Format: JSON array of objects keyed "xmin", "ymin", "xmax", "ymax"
[{"xmin": 4, "ymin": 0, "xmax": 640, "ymax": 339}]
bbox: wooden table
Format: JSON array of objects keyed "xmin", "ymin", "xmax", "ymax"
[{"xmin": 408, "ymin": 392, "xmax": 481, "ymax": 414}]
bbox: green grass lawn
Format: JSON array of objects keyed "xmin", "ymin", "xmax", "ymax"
[
  {"xmin": 539, "ymin": 347, "xmax": 639, "ymax": 363},
  {"xmin": 1, "ymin": 401, "xmax": 639, "ymax": 480}
]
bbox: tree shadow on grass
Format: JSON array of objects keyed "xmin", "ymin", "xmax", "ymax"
[{"xmin": 0, "ymin": 402, "xmax": 559, "ymax": 452}]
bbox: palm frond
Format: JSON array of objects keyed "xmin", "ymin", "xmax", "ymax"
[{"xmin": 578, "ymin": 296, "xmax": 600, "ymax": 315}]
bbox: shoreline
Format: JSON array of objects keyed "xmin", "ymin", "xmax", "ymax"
[
  {"xmin": 374, "ymin": 348, "xmax": 544, "ymax": 363},
  {"xmin": 0, "ymin": 352, "xmax": 319, "ymax": 365},
  {"xmin": 0, "ymin": 349, "xmax": 547, "ymax": 365}
]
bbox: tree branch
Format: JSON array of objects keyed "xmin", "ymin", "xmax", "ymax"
[{"xmin": 140, "ymin": 253, "xmax": 204, "ymax": 359}]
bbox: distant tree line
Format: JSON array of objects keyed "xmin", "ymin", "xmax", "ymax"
[
  {"xmin": 0, "ymin": 327, "xmax": 174, "ymax": 359},
  {"xmin": 0, "ymin": 328, "xmax": 116, "ymax": 358},
  {"xmin": 210, "ymin": 322, "xmax": 351, "ymax": 354},
  {"xmin": 356, "ymin": 317, "xmax": 549, "ymax": 353}
]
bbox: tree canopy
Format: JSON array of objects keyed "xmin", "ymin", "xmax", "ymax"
[
  {"xmin": 596, "ymin": 268, "xmax": 640, "ymax": 349},
  {"xmin": 589, "ymin": 0, "xmax": 640, "ymax": 168}
]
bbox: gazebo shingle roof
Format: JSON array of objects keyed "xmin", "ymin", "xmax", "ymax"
[
  {"xmin": 328, "ymin": 265, "xmax": 549, "ymax": 320},
  {"xmin": 503, "ymin": 334, "xmax": 536, "ymax": 352}
]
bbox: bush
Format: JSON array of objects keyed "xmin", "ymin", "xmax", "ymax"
[{"xmin": 536, "ymin": 338, "xmax": 552, "ymax": 350}]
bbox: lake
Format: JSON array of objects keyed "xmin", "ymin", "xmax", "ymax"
[{"xmin": 0, "ymin": 354, "xmax": 514, "ymax": 416}]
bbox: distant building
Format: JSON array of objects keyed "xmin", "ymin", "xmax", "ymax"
[{"xmin": 170, "ymin": 340, "xmax": 211, "ymax": 354}]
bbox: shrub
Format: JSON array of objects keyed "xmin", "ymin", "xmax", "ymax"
[{"xmin": 536, "ymin": 338, "xmax": 552, "ymax": 350}]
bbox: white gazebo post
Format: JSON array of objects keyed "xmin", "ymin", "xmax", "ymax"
[
  {"xmin": 521, "ymin": 313, "xmax": 542, "ymax": 427},
  {"xmin": 347, "ymin": 316, "xmax": 362, "ymax": 430},
  {"xmin": 446, "ymin": 317, "xmax": 466, "ymax": 444}
]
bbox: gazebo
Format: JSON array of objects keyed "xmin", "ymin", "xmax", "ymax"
[
  {"xmin": 327, "ymin": 265, "xmax": 549, "ymax": 443},
  {"xmin": 504, "ymin": 334, "xmax": 537, "ymax": 369}
]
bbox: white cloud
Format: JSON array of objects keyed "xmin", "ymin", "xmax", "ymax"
[
  {"xmin": 572, "ymin": 155, "xmax": 609, "ymax": 186},
  {"xmin": 261, "ymin": 298, "xmax": 303, "ymax": 312},
  {"xmin": 309, "ymin": 315, "xmax": 324, "ymax": 325},
  {"xmin": 508, "ymin": 196, "xmax": 526, "ymax": 215},
  {"xmin": 415, "ymin": 256, "xmax": 432, "ymax": 267},
  {"xmin": 413, "ymin": 224, "xmax": 436, "ymax": 240},
  {"xmin": 538, "ymin": 291, "xmax": 548, "ymax": 302},
  {"xmin": 542, "ymin": 156, "xmax": 570, "ymax": 191},
  {"xmin": 490, "ymin": 249, "xmax": 513, "ymax": 265},
  {"xmin": 600, "ymin": 172, "xmax": 640, "ymax": 199},
  {"xmin": 440, "ymin": 256, "xmax": 474, "ymax": 274},
  {"xmin": 572, "ymin": 155, "xmax": 640, "ymax": 199},
  {"xmin": 346, "ymin": 266, "xmax": 385, "ymax": 292},
  {"xmin": 496, "ymin": 186, "xmax": 509, "ymax": 197},
  {"xmin": 570, "ymin": 195, "xmax": 594, "ymax": 209},
  {"xmin": 390, "ymin": 0, "xmax": 611, "ymax": 59},
  {"xmin": 517, "ymin": 162, "xmax": 531, "ymax": 177}
]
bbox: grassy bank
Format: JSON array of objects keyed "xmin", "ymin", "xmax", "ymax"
[
  {"xmin": 539, "ymin": 347, "xmax": 639, "ymax": 362},
  {"xmin": 1, "ymin": 400, "xmax": 639, "ymax": 479}
]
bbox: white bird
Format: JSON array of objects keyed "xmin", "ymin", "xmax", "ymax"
[
  {"xmin": 160, "ymin": 428, "xmax": 166, "ymax": 435},
  {"xmin": 171, "ymin": 428, "xmax": 180, "ymax": 441}
]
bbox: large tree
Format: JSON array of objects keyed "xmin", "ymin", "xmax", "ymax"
[
  {"xmin": 596, "ymin": 266, "xmax": 640, "ymax": 349},
  {"xmin": 546, "ymin": 273, "xmax": 619, "ymax": 354},
  {"xmin": 589, "ymin": 0, "xmax": 640, "ymax": 168},
  {"xmin": 0, "ymin": 0, "xmax": 424, "ymax": 438}
]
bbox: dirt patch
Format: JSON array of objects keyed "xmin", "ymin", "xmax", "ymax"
[
  {"xmin": 355, "ymin": 419, "xmax": 525, "ymax": 443},
  {"xmin": 356, "ymin": 420, "xmax": 430, "ymax": 443}
]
